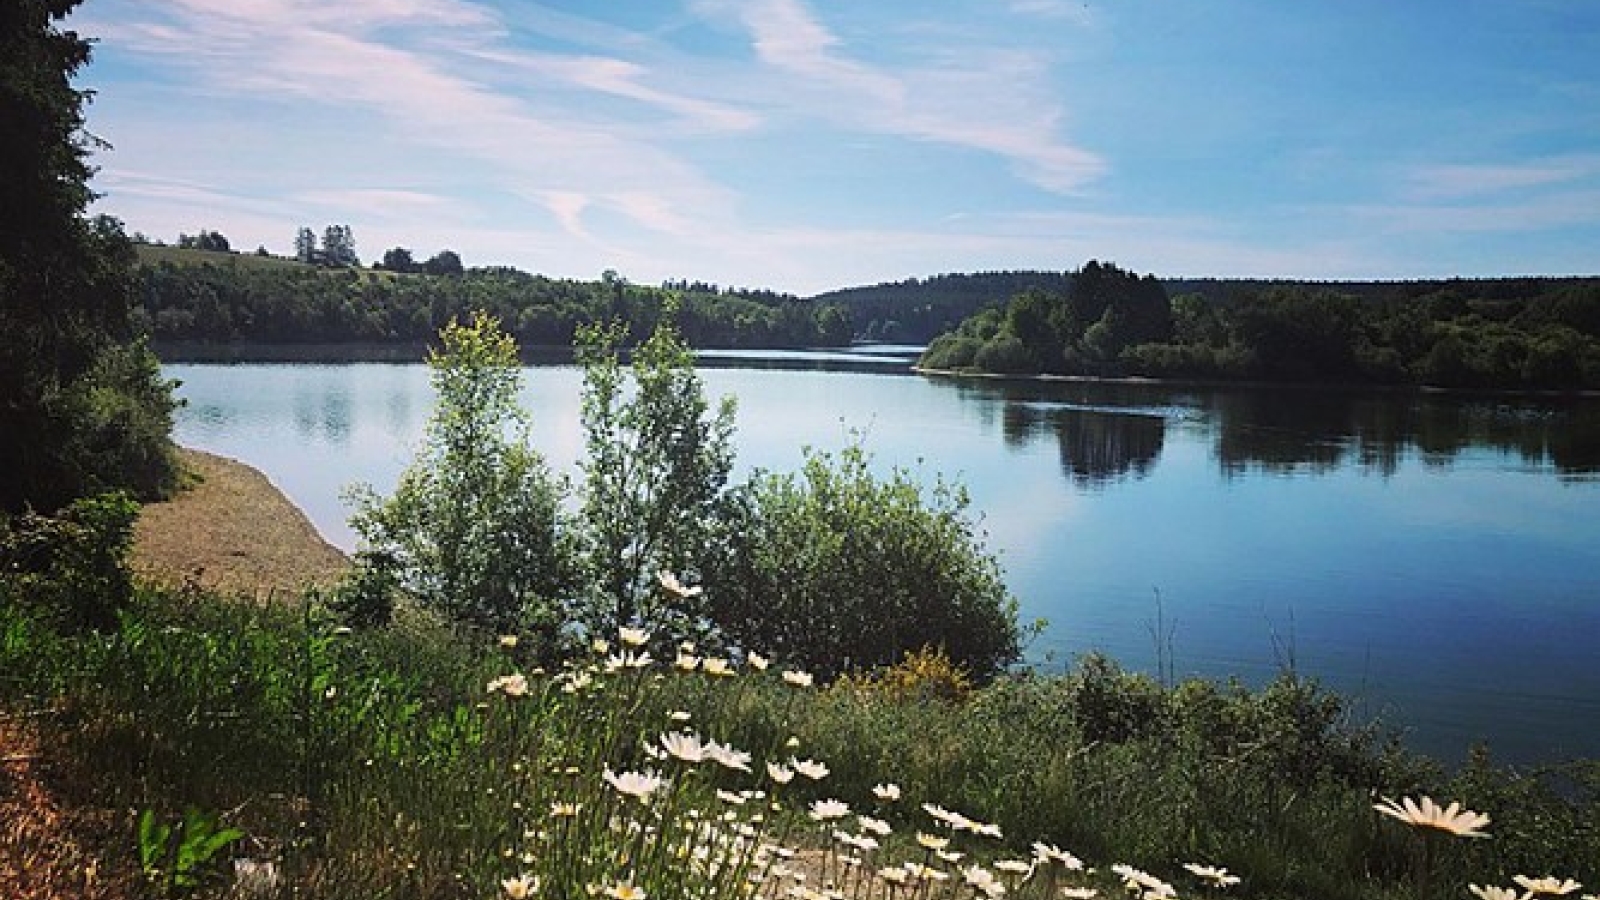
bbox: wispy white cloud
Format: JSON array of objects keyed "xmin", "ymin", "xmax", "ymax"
[
  {"xmin": 1355, "ymin": 190, "xmax": 1600, "ymax": 235},
  {"xmin": 462, "ymin": 48, "xmax": 761, "ymax": 132},
  {"xmin": 1344, "ymin": 154, "xmax": 1600, "ymax": 240},
  {"xmin": 735, "ymin": 0, "xmax": 903, "ymax": 105},
  {"xmin": 77, "ymin": 0, "xmax": 1599, "ymax": 292},
  {"xmin": 537, "ymin": 191, "xmax": 594, "ymax": 242},
  {"xmin": 605, "ymin": 204, "xmax": 1393, "ymax": 294},
  {"xmin": 603, "ymin": 192, "xmax": 698, "ymax": 238},
  {"xmin": 1403, "ymin": 155, "xmax": 1600, "ymax": 201},
  {"xmin": 693, "ymin": 0, "xmax": 1104, "ymax": 193},
  {"xmin": 92, "ymin": 170, "xmax": 309, "ymax": 248},
  {"xmin": 85, "ymin": 0, "xmax": 740, "ymax": 240},
  {"xmin": 291, "ymin": 189, "xmax": 461, "ymax": 224},
  {"xmin": 83, "ymin": 0, "xmax": 1112, "ymax": 288},
  {"xmin": 97, "ymin": 170, "xmax": 250, "ymax": 208}
]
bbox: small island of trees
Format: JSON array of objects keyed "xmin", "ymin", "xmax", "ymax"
[{"xmin": 920, "ymin": 261, "xmax": 1600, "ymax": 391}]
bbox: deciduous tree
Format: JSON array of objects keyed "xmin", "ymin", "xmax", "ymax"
[
  {"xmin": 423, "ymin": 249, "xmax": 463, "ymax": 277},
  {"xmin": 345, "ymin": 312, "xmax": 575, "ymax": 638},
  {"xmin": 320, "ymin": 224, "xmax": 357, "ymax": 267},
  {"xmin": 294, "ymin": 226, "xmax": 317, "ymax": 263},
  {"xmin": 575, "ymin": 305, "xmax": 736, "ymax": 640},
  {"xmin": 379, "ymin": 246, "xmax": 416, "ymax": 273}
]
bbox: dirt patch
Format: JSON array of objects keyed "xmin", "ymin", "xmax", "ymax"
[
  {"xmin": 132, "ymin": 447, "xmax": 349, "ymax": 598},
  {"xmin": 0, "ymin": 718, "xmax": 139, "ymax": 900}
]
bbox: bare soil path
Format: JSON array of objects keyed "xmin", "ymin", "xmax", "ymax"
[{"xmin": 131, "ymin": 447, "xmax": 349, "ymax": 597}]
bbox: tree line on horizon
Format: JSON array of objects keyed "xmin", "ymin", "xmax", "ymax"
[
  {"xmin": 133, "ymin": 253, "xmax": 853, "ymax": 350},
  {"xmin": 821, "ymin": 269, "xmax": 1600, "ymax": 348},
  {"xmin": 919, "ymin": 261, "xmax": 1600, "ymax": 391}
]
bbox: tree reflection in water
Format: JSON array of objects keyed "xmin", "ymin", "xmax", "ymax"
[
  {"xmin": 1003, "ymin": 402, "xmax": 1165, "ymax": 488},
  {"xmin": 969, "ymin": 378, "xmax": 1600, "ymax": 487}
]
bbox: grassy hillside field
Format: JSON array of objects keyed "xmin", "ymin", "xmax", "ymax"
[{"xmin": 136, "ymin": 244, "xmax": 311, "ymax": 272}]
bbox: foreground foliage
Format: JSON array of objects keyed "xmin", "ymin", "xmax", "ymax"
[
  {"xmin": 4, "ymin": 555, "xmax": 1600, "ymax": 899},
  {"xmin": 576, "ymin": 312, "xmax": 737, "ymax": 640},
  {"xmin": 708, "ymin": 443, "xmax": 1023, "ymax": 679}
]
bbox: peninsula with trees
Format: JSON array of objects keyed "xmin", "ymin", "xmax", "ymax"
[{"xmin": 915, "ymin": 261, "xmax": 1600, "ymax": 390}]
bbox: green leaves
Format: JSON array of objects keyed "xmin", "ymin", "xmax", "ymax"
[
  {"xmin": 136, "ymin": 807, "xmax": 172, "ymax": 878},
  {"xmin": 1, "ymin": 3, "xmax": 179, "ymax": 513},
  {"xmin": 345, "ymin": 311, "xmax": 574, "ymax": 638},
  {"xmin": 576, "ymin": 306, "xmax": 736, "ymax": 641},
  {"xmin": 705, "ymin": 438, "xmax": 1022, "ymax": 681},
  {"xmin": 0, "ymin": 491, "xmax": 140, "ymax": 630},
  {"xmin": 137, "ymin": 806, "xmax": 245, "ymax": 895},
  {"xmin": 348, "ymin": 304, "xmax": 1016, "ymax": 683}
]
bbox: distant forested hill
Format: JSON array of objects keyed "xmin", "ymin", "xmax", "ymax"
[
  {"xmin": 811, "ymin": 272, "xmax": 1073, "ymax": 343},
  {"xmin": 134, "ymin": 247, "xmax": 852, "ymax": 354},
  {"xmin": 135, "ymin": 244, "xmax": 1600, "ymax": 384},
  {"xmin": 816, "ymin": 269, "xmax": 1600, "ymax": 347}
]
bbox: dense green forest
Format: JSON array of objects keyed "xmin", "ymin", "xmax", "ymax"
[
  {"xmin": 133, "ymin": 246, "xmax": 852, "ymax": 352},
  {"xmin": 919, "ymin": 261, "xmax": 1600, "ymax": 390},
  {"xmin": 815, "ymin": 271, "xmax": 1075, "ymax": 343}
]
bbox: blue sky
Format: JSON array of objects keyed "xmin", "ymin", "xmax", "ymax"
[{"xmin": 76, "ymin": 0, "xmax": 1600, "ymax": 295}]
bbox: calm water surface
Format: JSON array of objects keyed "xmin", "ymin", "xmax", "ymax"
[{"xmin": 167, "ymin": 351, "xmax": 1600, "ymax": 764}]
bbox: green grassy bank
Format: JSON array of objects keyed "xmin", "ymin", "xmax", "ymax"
[{"xmin": 3, "ymin": 580, "xmax": 1598, "ymax": 900}]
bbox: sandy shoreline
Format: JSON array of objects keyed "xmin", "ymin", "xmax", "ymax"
[{"xmin": 131, "ymin": 447, "xmax": 350, "ymax": 597}]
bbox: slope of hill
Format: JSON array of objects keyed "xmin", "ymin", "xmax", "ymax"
[
  {"xmin": 815, "ymin": 270, "xmax": 1600, "ymax": 344},
  {"xmin": 135, "ymin": 243, "xmax": 311, "ymax": 272}
]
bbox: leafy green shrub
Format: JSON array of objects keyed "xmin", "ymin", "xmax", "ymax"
[
  {"xmin": 328, "ymin": 548, "xmax": 399, "ymax": 629},
  {"xmin": 75, "ymin": 338, "xmax": 182, "ymax": 501},
  {"xmin": 1119, "ymin": 341, "xmax": 1249, "ymax": 379},
  {"xmin": 1059, "ymin": 651, "xmax": 1168, "ymax": 743},
  {"xmin": 0, "ymin": 491, "xmax": 139, "ymax": 629},
  {"xmin": 972, "ymin": 332, "xmax": 1035, "ymax": 374},
  {"xmin": 706, "ymin": 441, "xmax": 1021, "ymax": 680},
  {"xmin": 920, "ymin": 333, "xmax": 983, "ymax": 370}
]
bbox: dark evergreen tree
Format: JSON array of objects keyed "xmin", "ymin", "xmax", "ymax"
[
  {"xmin": 294, "ymin": 226, "xmax": 317, "ymax": 263},
  {"xmin": 178, "ymin": 229, "xmax": 229, "ymax": 252},
  {"xmin": 321, "ymin": 224, "xmax": 357, "ymax": 267},
  {"xmin": 0, "ymin": 0, "xmax": 178, "ymax": 513}
]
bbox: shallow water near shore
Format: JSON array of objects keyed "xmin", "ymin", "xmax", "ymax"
[{"xmin": 167, "ymin": 348, "xmax": 1600, "ymax": 765}]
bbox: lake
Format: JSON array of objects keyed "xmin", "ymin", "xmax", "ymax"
[{"xmin": 165, "ymin": 349, "xmax": 1600, "ymax": 765}]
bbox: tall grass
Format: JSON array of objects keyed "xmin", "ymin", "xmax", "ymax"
[{"xmin": 2, "ymin": 589, "xmax": 1597, "ymax": 900}]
